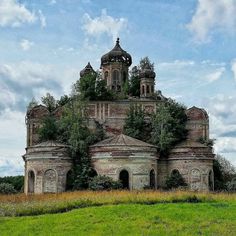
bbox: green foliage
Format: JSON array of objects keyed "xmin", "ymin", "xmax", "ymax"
[
  {"xmin": 139, "ymin": 56, "xmax": 155, "ymax": 71},
  {"xmin": 213, "ymin": 154, "xmax": 236, "ymax": 191},
  {"xmin": 58, "ymin": 98, "xmax": 105, "ymax": 190},
  {"xmin": 0, "ymin": 176, "xmax": 24, "ymax": 192},
  {"xmin": 123, "ymin": 104, "xmax": 150, "ymax": 141},
  {"xmin": 38, "ymin": 115, "xmax": 59, "ymax": 141},
  {"xmin": 95, "ymin": 79, "xmax": 114, "ymax": 101},
  {"xmin": 57, "ymin": 95, "xmax": 70, "ymax": 107},
  {"xmin": 27, "ymin": 97, "xmax": 38, "ymax": 110},
  {"xmin": 129, "ymin": 66, "xmax": 140, "ymax": 97},
  {"xmin": 150, "ymin": 99, "xmax": 187, "ymax": 154},
  {"xmin": 0, "ymin": 183, "xmax": 17, "ymax": 194},
  {"xmin": 73, "ymin": 73, "xmax": 97, "ymax": 100},
  {"xmin": 41, "ymin": 93, "xmax": 57, "ymax": 112},
  {"xmin": 88, "ymin": 175, "xmax": 122, "ymax": 191},
  {"xmin": 197, "ymin": 137, "xmax": 215, "ymax": 147},
  {"xmin": 165, "ymin": 170, "xmax": 187, "ymax": 190},
  {"xmin": 226, "ymin": 178, "xmax": 236, "ymax": 192}
]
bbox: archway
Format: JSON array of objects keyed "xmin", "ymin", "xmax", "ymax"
[
  {"xmin": 119, "ymin": 170, "xmax": 129, "ymax": 189},
  {"xmin": 66, "ymin": 170, "xmax": 73, "ymax": 191},
  {"xmin": 208, "ymin": 170, "xmax": 214, "ymax": 191},
  {"xmin": 28, "ymin": 170, "xmax": 35, "ymax": 193},
  {"xmin": 150, "ymin": 169, "xmax": 156, "ymax": 189},
  {"xmin": 43, "ymin": 169, "xmax": 57, "ymax": 193}
]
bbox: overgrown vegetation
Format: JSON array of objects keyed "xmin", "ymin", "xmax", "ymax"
[
  {"xmin": 0, "ymin": 176, "xmax": 24, "ymax": 192},
  {"xmin": 213, "ymin": 154, "xmax": 236, "ymax": 191},
  {"xmin": 165, "ymin": 170, "xmax": 187, "ymax": 190},
  {"xmin": 88, "ymin": 176, "xmax": 122, "ymax": 191},
  {"xmin": 0, "ymin": 190, "xmax": 236, "ymax": 217},
  {"xmin": 123, "ymin": 99, "xmax": 188, "ymax": 154}
]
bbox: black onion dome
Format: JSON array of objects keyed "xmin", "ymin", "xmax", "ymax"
[
  {"xmin": 101, "ymin": 38, "xmax": 132, "ymax": 66},
  {"xmin": 80, "ymin": 62, "xmax": 95, "ymax": 77},
  {"xmin": 140, "ymin": 64, "xmax": 156, "ymax": 78}
]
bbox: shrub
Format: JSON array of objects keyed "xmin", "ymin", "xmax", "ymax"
[
  {"xmin": 0, "ymin": 183, "xmax": 17, "ymax": 194},
  {"xmin": 165, "ymin": 170, "xmax": 187, "ymax": 190},
  {"xmin": 226, "ymin": 178, "xmax": 236, "ymax": 192},
  {"xmin": 88, "ymin": 175, "xmax": 122, "ymax": 191}
]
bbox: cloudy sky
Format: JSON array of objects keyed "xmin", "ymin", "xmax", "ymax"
[{"xmin": 0, "ymin": 0, "xmax": 236, "ymax": 176}]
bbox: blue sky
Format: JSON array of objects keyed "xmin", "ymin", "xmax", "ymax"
[{"xmin": 0, "ymin": 0, "xmax": 236, "ymax": 176}]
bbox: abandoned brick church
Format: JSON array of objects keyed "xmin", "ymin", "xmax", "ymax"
[{"xmin": 23, "ymin": 38, "xmax": 214, "ymax": 194}]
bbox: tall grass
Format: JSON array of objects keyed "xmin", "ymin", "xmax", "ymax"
[{"xmin": 0, "ymin": 190, "xmax": 235, "ymax": 217}]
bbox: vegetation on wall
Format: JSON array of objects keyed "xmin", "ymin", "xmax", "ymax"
[{"xmin": 123, "ymin": 99, "xmax": 188, "ymax": 154}]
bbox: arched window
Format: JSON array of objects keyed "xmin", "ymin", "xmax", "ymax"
[
  {"xmin": 119, "ymin": 170, "xmax": 129, "ymax": 189},
  {"xmin": 150, "ymin": 169, "xmax": 155, "ymax": 189},
  {"xmin": 112, "ymin": 70, "xmax": 119, "ymax": 90},
  {"xmin": 171, "ymin": 169, "xmax": 180, "ymax": 176},
  {"xmin": 66, "ymin": 170, "xmax": 73, "ymax": 191},
  {"xmin": 208, "ymin": 170, "xmax": 214, "ymax": 191},
  {"xmin": 142, "ymin": 85, "xmax": 145, "ymax": 94},
  {"xmin": 146, "ymin": 85, "xmax": 150, "ymax": 94},
  {"xmin": 123, "ymin": 71, "xmax": 127, "ymax": 83},
  {"xmin": 28, "ymin": 170, "xmax": 35, "ymax": 193},
  {"xmin": 104, "ymin": 71, "xmax": 108, "ymax": 85},
  {"xmin": 43, "ymin": 169, "xmax": 57, "ymax": 193},
  {"xmin": 151, "ymin": 85, "xmax": 154, "ymax": 93}
]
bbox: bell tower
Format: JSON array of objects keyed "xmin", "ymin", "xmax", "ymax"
[
  {"xmin": 140, "ymin": 64, "xmax": 156, "ymax": 98},
  {"xmin": 100, "ymin": 38, "xmax": 132, "ymax": 92}
]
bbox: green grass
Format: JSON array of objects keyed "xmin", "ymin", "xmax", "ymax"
[{"xmin": 0, "ymin": 202, "xmax": 236, "ymax": 236}]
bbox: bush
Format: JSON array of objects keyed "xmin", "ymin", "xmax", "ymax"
[
  {"xmin": 88, "ymin": 175, "xmax": 122, "ymax": 191},
  {"xmin": 0, "ymin": 183, "xmax": 17, "ymax": 194},
  {"xmin": 0, "ymin": 176, "xmax": 24, "ymax": 192},
  {"xmin": 165, "ymin": 171, "xmax": 187, "ymax": 190},
  {"xmin": 226, "ymin": 178, "xmax": 236, "ymax": 192}
]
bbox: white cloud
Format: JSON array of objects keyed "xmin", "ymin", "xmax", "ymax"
[
  {"xmin": 0, "ymin": 0, "xmax": 36, "ymax": 27},
  {"xmin": 38, "ymin": 10, "xmax": 46, "ymax": 28},
  {"xmin": 187, "ymin": 0, "xmax": 236, "ymax": 42},
  {"xmin": 49, "ymin": 0, "xmax": 57, "ymax": 5},
  {"xmin": 205, "ymin": 67, "xmax": 225, "ymax": 83},
  {"xmin": 231, "ymin": 59, "xmax": 236, "ymax": 81},
  {"xmin": 20, "ymin": 39, "xmax": 34, "ymax": 51},
  {"xmin": 83, "ymin": 9, "xmax": 128, "ymax": 41}
]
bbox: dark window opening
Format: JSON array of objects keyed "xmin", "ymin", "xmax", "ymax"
[{"xmin": 28, "ymin": 170, "xmax": 35, "ymax": 193}]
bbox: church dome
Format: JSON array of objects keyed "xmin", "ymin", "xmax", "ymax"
[
  {"xmin": 101, "ymin": 38, "xmax": 132, "ymax": 67},
  {"xmin": 80, "ymin": 62, "xmax": 95, "ymax": 77},
  {"xmin": 140, "ymin": 64, "xmax": 156, "ymax": 78}
]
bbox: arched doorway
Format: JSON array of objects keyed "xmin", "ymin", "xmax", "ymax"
[
  {"xmin": 119, "ymin": 170, "xmax": 129, "ymax": 189},
  {"xmin": 90, "ymin": 169, "xmax": 98, "ymax": 178},
  {"xmin": 66, "ymin": 170, "xmax": 74, "ymax": 191},
  {"xmin": 43, "ymin": 169, "xmax": 57, "ymax": 193},
  {"xmin": 208, "ymin": 170, "xmax": 214, "ymax": 191},
  {"xmin": 150, "ymin": 169, "xmax": 155, "ymax": 189},
  {"xmin": 28, "ymin": 170, "xmax": 35, "ymax": 193}
]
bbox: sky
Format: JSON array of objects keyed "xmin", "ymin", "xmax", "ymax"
[{"xmin": 0, "ymin": 0, "xmax": 236, "ymax": 176}]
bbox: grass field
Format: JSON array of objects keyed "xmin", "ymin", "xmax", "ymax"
[
  {"xmin": 0, "ymin": 191, "xmax": 236, "ymax": 235},
  {"xmin": 0, "ymin": 203, "xmax": 236, "ymax": 236}
]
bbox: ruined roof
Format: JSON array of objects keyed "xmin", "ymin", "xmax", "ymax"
[
  {"xmin": 33, "ymin": 140, "xmax": 67, "ymax": 148},
  {"xmin": 80, "ymin": 62, "xmax": 96, "ymax": 77},
  {"xmin": 101, "ymin": 38, "xmax": 132, "ymax": 67},
  {"xmin": 91, "ymin": 134, "xmax": 155, "ymax": 148},
  {"xmin": 186, "ymin": 106, "xmax": 208, "ymax": 120}
]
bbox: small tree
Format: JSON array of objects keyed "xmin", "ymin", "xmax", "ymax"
[
  {"xmin": 27, "ymin": 98, "xmax": 38, "ymax": 110},
  {"xmin": 41, "ymin": 93, "xmax": 57, "ymax": 112},
  {"xmin": 150, "ymin": 99, "xmax": 187, "ymax": 154},
  {"xmin": 123, "ymin": 104, "xmax": 150, "ymax": 141},
  {"xmin": 38, "ymin": 116, "xmax": 58, "ymax": 141},
  {"xmin": 57, "ymin": 95, "xmax": 70, "ymax": 107}
]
